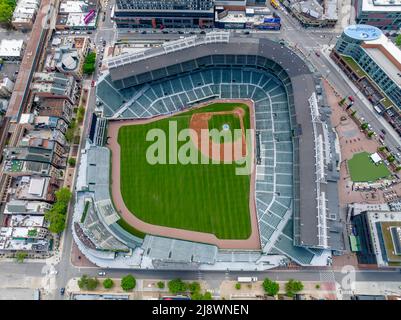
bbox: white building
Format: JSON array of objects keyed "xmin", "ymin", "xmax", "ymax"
[
  {"xmin": 0, "ymin": 40, "xmax": 25, "ymax": 61},
  {"xmin": 12, "ymin": 0, "xmax": 40, "ymax": 30}
]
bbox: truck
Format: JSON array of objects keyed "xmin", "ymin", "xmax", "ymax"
[{"xmin": 237, "ymin": 277, "xmax": 258, "ymax": 283}]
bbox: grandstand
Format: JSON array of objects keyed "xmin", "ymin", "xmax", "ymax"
[{"xmin": 89, "ymin": 33, "xmax": 338, "ymax": 266}]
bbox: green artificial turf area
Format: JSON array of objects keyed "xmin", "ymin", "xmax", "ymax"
[
  {"xmin": 117, "ymin": 103, "xmax": 252, "ymax": 239},
  {"xmin": 348, "ymin": 152, "xmax": 391, "ymax": 182},
  {"xmin": 208, "ymin": 113, "xmax": 242, "ymax": 144}
]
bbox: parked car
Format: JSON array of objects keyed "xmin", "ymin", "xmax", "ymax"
[
  {"xmin": 98, "ymin": 271, "xmax": 106, "ymax": 276},
  {"xmin": 381, "ymin": 129, "xmax": 386, "ymax": 135},
  {"xmin": 315, "ymin": 51, "xmax": 320, "ymax": 57},
  {"xmin": 60, "ymin": 288, "xmax": 65, "ymax": 295},
  {"xmin": 91, "ymin": 80, "xmax": 96, "ymax": 87}
]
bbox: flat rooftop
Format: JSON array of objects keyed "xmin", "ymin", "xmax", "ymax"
[
  {"xmin": 361, "ymin": 0, "xmax": 401, "ymax": 12},
  {"xmin": 362, "ymin": 34, "xmax": 401, "ymax": 87},
  {"xmin": 0, "ymin": 39, "xmax": 24, "ymax": 58}
]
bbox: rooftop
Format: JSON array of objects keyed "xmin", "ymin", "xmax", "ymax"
[
  {"xmin": 344, "ymin": 24, "xmax": 382, "ymax": 41},
  {"xmin": 361, "ymin": 0, "xmax": 401, "ymax": 12},
  {"xmin": 4, "ymin": 200, "xmax": 50, "ymax": 215},
  {"xmin": 362, "ymin": 33, "xmax": 401, "ymax": 87},
  {"xmin": 0, "ymin": 39, "xmax": 24, "ymax": 58}
]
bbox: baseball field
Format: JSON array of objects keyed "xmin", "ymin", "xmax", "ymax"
[{"xmin": 117, "ymin": 102, "xmax": 253, "ymax": 240}]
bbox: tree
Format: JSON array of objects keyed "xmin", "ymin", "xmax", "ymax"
[
  {"xmin": 235, "ymin": 283, "xmax": 241, "ymax": 290},
  {"xmin": 83, "ymin": 52, "xmax": 96, "ymax": 75},
  {"xmin": 395, "ymin": 34, "xmax": 401, "ymax": 47},
  {"xmin": 55, "ymin": 187, "xmax": 72, "ymax": 204},
  {"xmin": 15, "ymin": 251, "xmax": 27, "ymax": 263},
  {"xmin": 0, "ymin": 0, "xmax": 16, "ymax": 25},
  {"xmin": 78, "ymin": 275, "xmax": 98, "ymax": 291},
  {"xmin": 157, "ymin": 281, "xmax": 165, "ymax": 289},
  {"xmin": 262, "ymin": 278, "xmax": 279, "ymax": 296},
  {"xmin": 121, "ymin": 275, "xmax": 136, "ymax": 291},
  {"xmin": 68, "ymin": 158, "xmax": 76, "ymax": 167},
  {"xmin": 387, "ymin": 155, "xmax": 395, "ymax": 163},
  {"xmin": 188, "ymin": 281, "xmax": 201, "ymax": 294},
  {"xmin": 203, "ymin": 292, "xmax": 213, "ymax": 300},
  {"xmin": 86, "ymin": 278, "xmax": 99, "ymax": 290},
  {"xmin": 168, "ymin": 279, "xmax": 187, "ymax": 294},
  {"xmin": 367, "ymin": 131, "xmax": 374, "ymax": 138},
  {"xmin": 315, "ymin": 284, "xmax": 321, "ymax": 289},
  {"xmin": 361, "ymin": 123, "xmax": 369, "ymax": 130},
  {"xmin": 285, "ymin": 279, "xmax": 304, "ymax": 297},
  {"xmin": 45, "ymin": 211, "xmax": 66, "ymax": 234},
  {"xmin": 78, "ymin": 275, "xmax": 89, "ymax": 289},
  {"xmin": 44, "ymin": 188, "xmax": 72, "ymax": 234},
  {"xmin": 351, "ymin": 110, "xmax": 357, "ymax": 117},
  {"xmin": 77, "ymin": 106, "xmax": 85, "ymax": 123},
  {"xmin": 103, "ymin": 278, "xmax": 114, "ymax": 289}
]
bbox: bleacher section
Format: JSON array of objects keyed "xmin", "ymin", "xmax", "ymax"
[
  {"xmin": 142, "ymin": 235, "xmax": 218, "ymax": 265},
  {"xmin": 83, "ymin": 146, "xmax": 143, "ymax": 250}
]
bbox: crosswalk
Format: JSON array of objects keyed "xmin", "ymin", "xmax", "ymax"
[{"xmin": 319, "ymin": 271, "xmax": 336, "ymax": 283}]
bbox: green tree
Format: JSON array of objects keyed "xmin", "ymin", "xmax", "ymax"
[
  {"xmin": 235, "ymin": 283, "xmax": 241, "ymax": 290},
  {"xmin": 68, "ymin": 158, "xmax": 76, "ymax": 167},
  {"xmin": 367, "ymin": 131, "xmax": 374, "ymax": 138},
  {"xmin": 387, "ymin": 155, "xmax": 395, "ymax": 163},
  {"xmin": 315, "ymin": 284, "xmax": 321, "ymax": 289},
  {"xmin": 78, "ymin": 275, "xmax": 89, "ymax": 289},
  {"xmin": 45, "ymin": 211, "xmax": 66, "ymax": 234},
  {"xmin": 285, "ymin": 279, "xmax": 304, "ymax": 297},
  {"xmin": 83, "ymin": 52, "xmax": 96, "ymax": 75},
  {"xmin": 78, "ymin": 275, "xmax": 98, "ymax": 290},
  {"xmin": 121, "ymin": 275, "xmax": 136, "ymax": 291},
  {"xmin": 203, "ymin": 292, "xmax": 213, "ymax": 300},
  {"xmin": 15, "ymin": 251, "xmax": 27, "ymax": 263},
  {"xmin": 0, "ymin": 0, "xmax": 16, "ymax": 25},
  {"xmin": 361, "ymin": 123, "xmax": 369, "ymax": 130},
  {"xmin": 55, "ymin": 188, "xmax": 72, "ymax": 204},
  {"xmin": 157, "ymin": 281, "xmax": 165, "ymax": 289},
  {"xmin": 86, "ymin": 278, "xmax": 99, "ymax": 290},
  {"xmin": 262, "ymin": 278, "xmax": 280, "ymax": 296},
  {"xmin": 168, "ymin": 279, "xmax": 187, "ymax": 294},
  {"xmin": 188, "ymin": 281, "xmax": 201, "ymax": 294},
  {"xmin": 351, "ymin": 110, "xmax": 357, "ymax": 117},
  {"xmin": 77, "ymin": 106, "xmax": 85, "ymax": 123},
  {"xmin": 395, "ymin": 34, "xmax": 401, "ymax": 47},
  {"xmin": 44, "ymin": 188, "xmax": 72, "ymax": 234},
  {"xmin": 103, "ymin": 278, "xmax": 114, "ymax": 289}
]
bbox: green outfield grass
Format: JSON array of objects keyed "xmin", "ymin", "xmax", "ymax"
[
  {"xmin": 208, "ymin": 113, "xmax": 242, "ymax": 143},
  {"xmin": 348, "ymin": 152, "xmax": 391, "ymax": 182},
  {"xmin": 117, "ymin": 103, "xmax": 252, "ymax": 239}
]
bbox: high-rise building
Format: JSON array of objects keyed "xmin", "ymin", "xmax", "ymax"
[{"xmin": 331, "ymin": 25, "xmax": 401, "ymax": 120}]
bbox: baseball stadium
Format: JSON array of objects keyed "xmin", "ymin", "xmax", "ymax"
[{"xmin": 73, "ymin": 32, "xmax": 341, "ymax": 269}]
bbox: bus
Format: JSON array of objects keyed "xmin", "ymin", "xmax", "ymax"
[{"xmin": 84, "ymin": 9, "xmax": 96, "ymax": 25}]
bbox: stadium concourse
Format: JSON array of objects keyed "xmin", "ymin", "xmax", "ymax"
[{"xmin": 72, "ymin": 32, "xmax": 343, "ymax": 270}]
